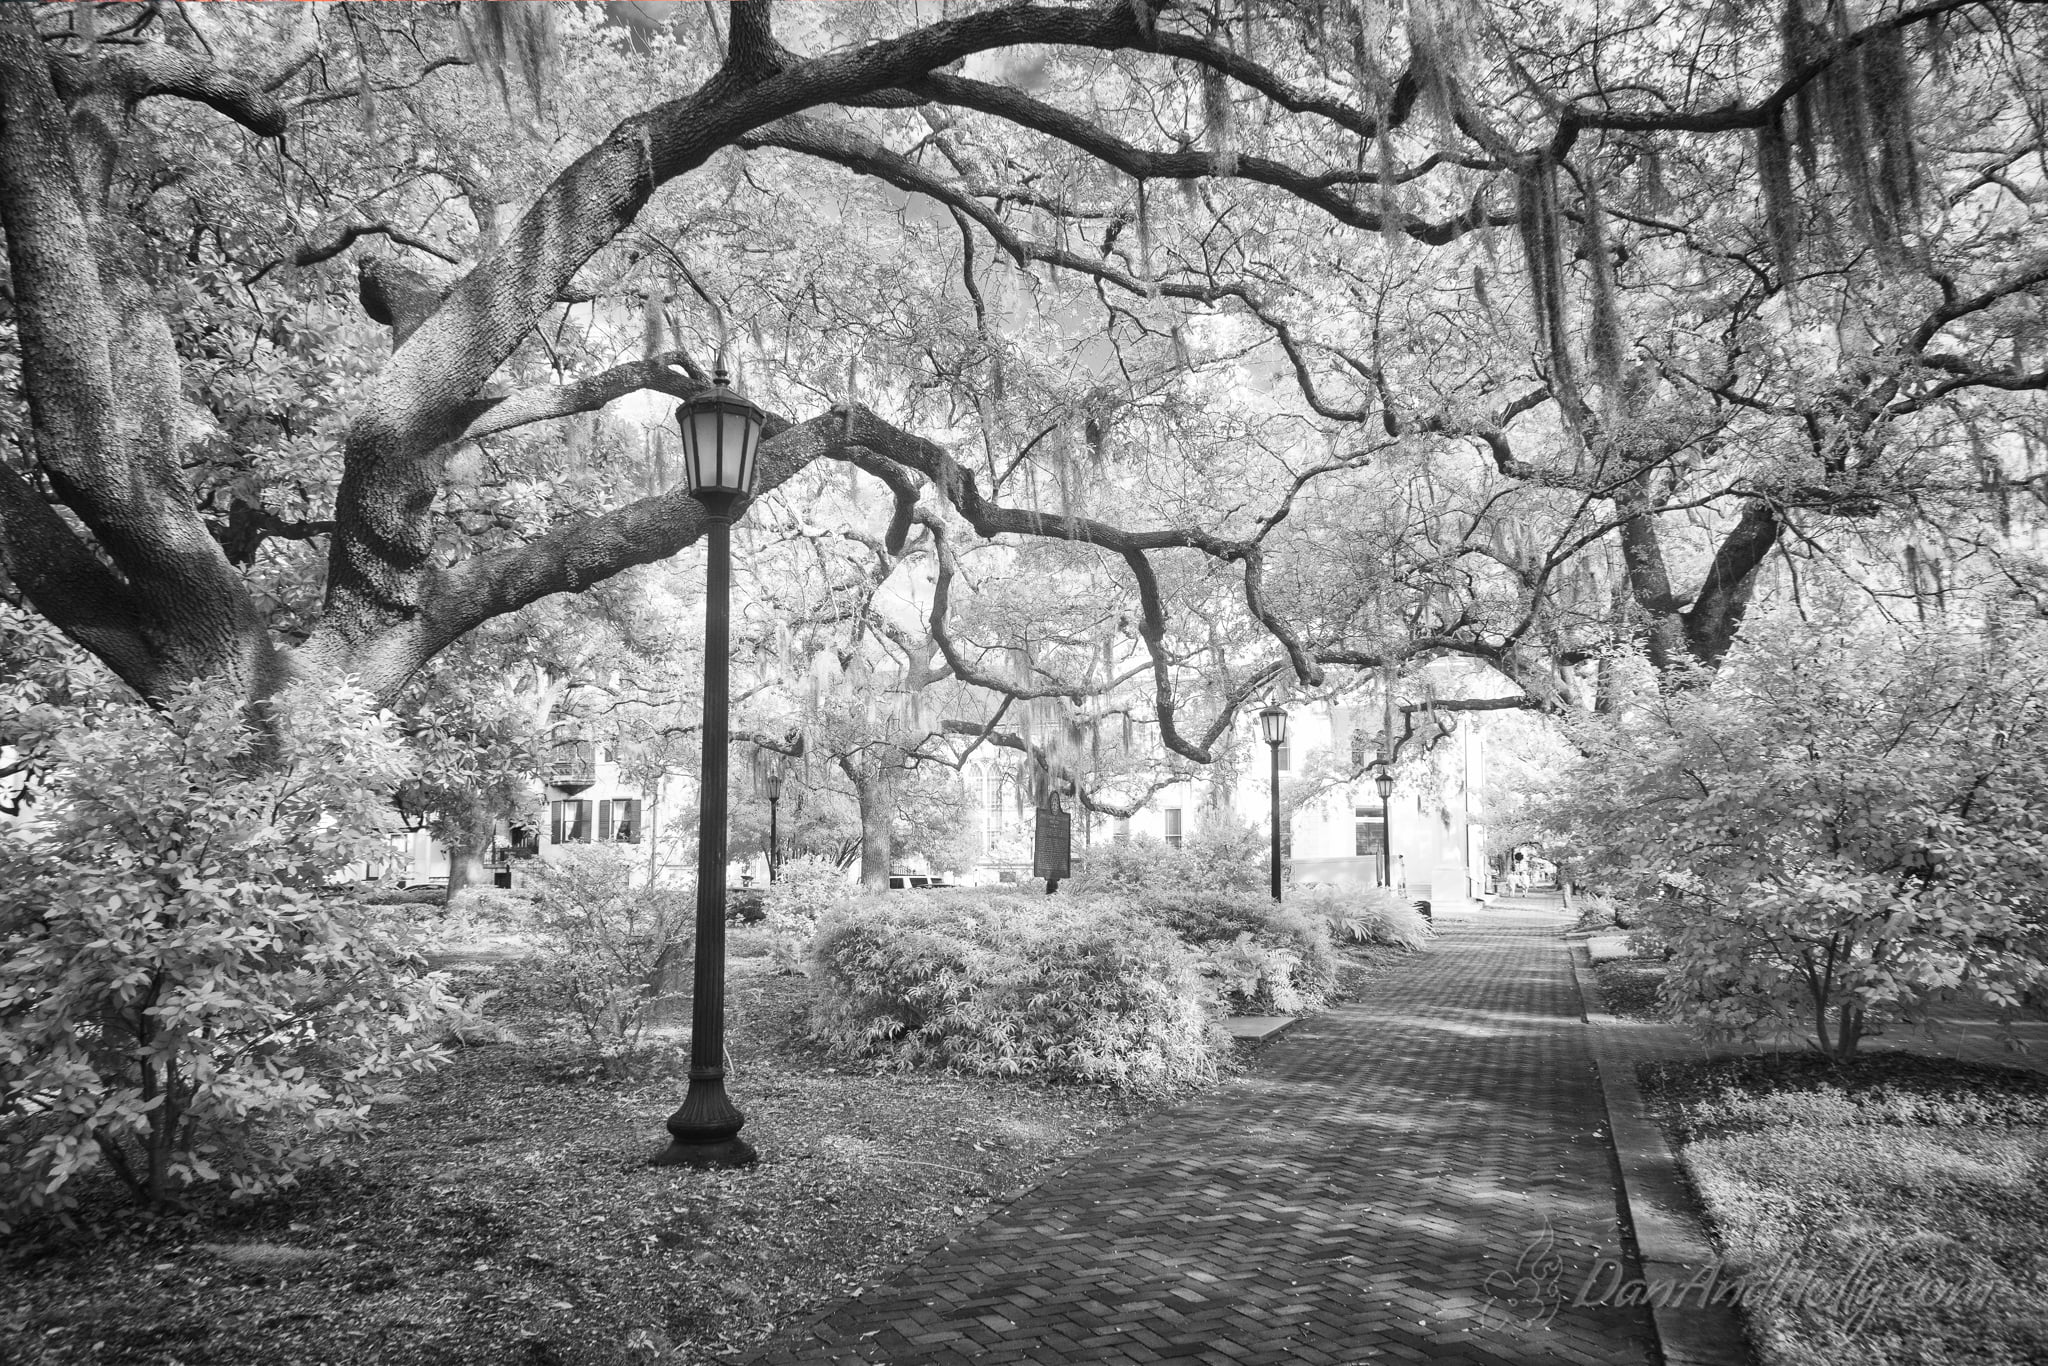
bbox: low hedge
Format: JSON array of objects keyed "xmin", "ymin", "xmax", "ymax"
[
  {"xmin": 1132, "ymin": 888, "xmax": 1339, "ymax": 1015},
  {"xmin": 1294, "ymin": 885, "xmax": 1432, "ymax": 952},
  {"xmin": 806, "ymin": 893, "xmax": 1223, "ymax": 1093}
]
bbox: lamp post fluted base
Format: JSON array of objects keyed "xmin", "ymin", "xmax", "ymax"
[
  {"xmin": 651, "ymin": 1078, "xmax": 757, "ymax": 1168},
  {"xmin": 651, "ymin": 1135, "xmax": 757, "ymax": 1168}
]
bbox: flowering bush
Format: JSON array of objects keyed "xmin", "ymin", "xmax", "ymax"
[
  {"xmin": 0, "ymin": 678, "xmax": 457, "ymax": 1226},
  {"xmin": 806, "ymin": 892, "xmax": 1222, "ymax": 1092},
  {"xmin": 759, "ymin": 854, "xmax": 852, "ymax": 974},
  {"xmin": 521, "ymin": 846, "xmax": 691, "ymax": 1077},
  {"xmin": 1551, "ymin": 614, "xmax": 2048, "ymax": 1061}
]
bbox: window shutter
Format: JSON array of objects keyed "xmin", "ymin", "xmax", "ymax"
[
  {"xmin": 599, "ymin": 800, "xmax": 614, "ymax": 842},
  {"xmin": 551, "ymin": 800, "xmax": 564, "ymax": 845}
]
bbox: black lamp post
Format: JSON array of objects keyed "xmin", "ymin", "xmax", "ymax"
[
  {"xmin": 1375, "ymin": 764, "xmax": 1396, "ymax": 889},
  {"xmin": 653, "ymin": 365, "xmax": 764, "ymax": 1171},
  {"xmin": 765, "ymin": 765, "xmax": 784, "ymax": 884},
  {"xmin": 1259, "ymin": 705, "xmax": 1288, "ymax": 901}
]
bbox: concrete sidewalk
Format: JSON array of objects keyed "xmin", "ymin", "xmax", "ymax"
[{"xmin": 752, "ymin": 906, "xmax": 1665, "ymax": 1366}]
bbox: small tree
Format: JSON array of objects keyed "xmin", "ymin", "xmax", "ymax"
[
  {"xmin": 522, "ymin": 846, "xmax": 692, "ymax": 1077},
  {"xmin": 1552, "ymin": 613, "xmax": 2048, "ymax": 1061},
  {"xmin": 0, "ymin": 675, "xmax": 457, "ymax": 1225}
]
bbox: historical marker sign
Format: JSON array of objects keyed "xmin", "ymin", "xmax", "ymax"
[{"xmin": 1032, "ymin": 808, "xmax": 1072, "ymax": 881}]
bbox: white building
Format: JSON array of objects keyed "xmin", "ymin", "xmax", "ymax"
[{"xmin": 956, "ymin": 689, "xmax": 1500, "ymax": 909}]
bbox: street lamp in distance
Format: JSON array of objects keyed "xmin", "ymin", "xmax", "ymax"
[
  {"xmin": 653, "ymin": 364, "xmax": 764, "ymax": 1171},
  {"xmin": 1374, "ymin": 763, "xmax": 1396, "ymax": 889},
  {"xmin": 765, "ymin": 765, "xmax": 784, "ymax": 884},
  {"xmin": 1259, "ymin": 705, "xmax": 1288, "ymax": 902}
]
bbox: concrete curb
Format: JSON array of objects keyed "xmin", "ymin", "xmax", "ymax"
[{"xmin": 1566, "ymin": 943, "xmax": 1752, "ymax": 1366}]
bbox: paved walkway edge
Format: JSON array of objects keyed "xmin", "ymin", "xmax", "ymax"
[{"xmin": 1566, "ymin": 944, "xmax": 1752, "ymax": 1366}]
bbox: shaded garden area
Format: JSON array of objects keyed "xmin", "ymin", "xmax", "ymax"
[{"xmin": 7, "ymin": 1, "xmax": 2048, "ymax": 1364}]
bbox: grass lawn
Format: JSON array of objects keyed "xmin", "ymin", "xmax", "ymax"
[
  {"xmin": 1, "ymin": 922, "xmax": 1407, "ymax": 1366},
  {"xmin": 1641, "ymin": 1052, "xmax": 2048, "ymax": 1366}
]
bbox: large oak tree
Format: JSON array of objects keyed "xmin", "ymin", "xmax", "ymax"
[{"xmin": 4, "ymin": 0, "xmax": 2044, "ymax": 755}]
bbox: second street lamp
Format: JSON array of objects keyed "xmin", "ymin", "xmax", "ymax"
[
  {"xmin": 1375, "ymin": 764, "xmax": 1396, "ymax": 890},
  {"xmin": 765, "ymin": 765, "xmax": 784, "ymax": 884},
  {"xmin": 653, "ymin": 365, "xmax": 764, "ymax": 1171},
  {"xmin": 1259, "ymin": 705, "xmax": 1288, "ymax": 901}
]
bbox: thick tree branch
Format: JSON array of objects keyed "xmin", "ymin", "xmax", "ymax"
[
  {"xmin": 51, "ymin": 41, "xmax": 289, "ymax": 136},
  {"xmin": 0, "ymin": 462, "xmax": 154, "ymax": 692}
]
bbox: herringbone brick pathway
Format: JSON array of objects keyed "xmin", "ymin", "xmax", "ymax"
[{"xmin": 752, "ymin": 906, "xmax": 1657, "ymax": 1365}]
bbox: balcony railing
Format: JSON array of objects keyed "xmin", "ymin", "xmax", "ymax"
[{"xmin": 547, "ymin": 740, "xmax": 597, "ymax": 793}]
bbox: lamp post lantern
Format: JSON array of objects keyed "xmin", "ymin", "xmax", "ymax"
[
  {"xmin": 765, "ymin": 766, "xmax": 784, "ymax": 884},
  {"xmin": 1374, "ymin": 765, "xmax": 1396, "ymax": 889},
  {"xmin": 653, "ymin": 365, "xmax": 764, "ymax": 1170},
  {"xmin": 1259, "ymin": 705, "xmax": 1288, "ymax": 901}
]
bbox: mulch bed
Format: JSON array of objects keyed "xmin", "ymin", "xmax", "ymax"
[
  {"xmin": 2, "ymin": 936, "xmax": 1412, "ymax": 1366},
  {"xmin": 1590, "ymin": 957, "xmax": 1667, "ymax": 1022}
]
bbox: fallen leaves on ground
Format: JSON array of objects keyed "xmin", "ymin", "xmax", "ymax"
[
  {"xmin": 2, "ymin": 931, "xmax": 1406, "ymax": 1366},
  {"xmin": 0, "ymin": 948, "xmax": 1164, "ymax": 1366}
]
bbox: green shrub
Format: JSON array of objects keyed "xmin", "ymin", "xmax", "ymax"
[
  {"xmin": 522, "ymin": 847, "xmax": 692, "ymax": 1078},
  {"xmin": 806, "ymin": 893, "xmax": 1222, "ymax": 1092},
  {"xmin": 761, "ymin": 854, "xmax": 852, "ymax": 974},
  {"xmin": 441, "ymin": 885, "xmax": 537, "ymax": 931},
  {"xmin": 1551, "ymin": 614, "xmax": 2048, "ymax": 1061},
  {"xmin": 1132, "ymin": 888, "xmax": 1339, "ymax": 1014},
  {"xmin": 1065, "ymin": 835, "xmax": 1180, "ymax": 894},
  {"xmin": 1203, "ymin": 933, "xmax": 1310, "ymax": 1014},
  {"xmin": 1298, "ymin": 885, "xmax": 1433, "ymax": 952},
  {"xmin": 1067, "ymin": 819, "xmax": 1267, "ymax": 898},
  {"xmin": 1570, "ymin": 891, "xmax": 1622, "ymax": 932},
  {"xmin": 0, "ymin": 679, "xmax": 457, "ymax": 1227}
]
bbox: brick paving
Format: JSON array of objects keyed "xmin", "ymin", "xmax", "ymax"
[{"xmin": 753, "ymin": 906, "xmax": 1659, "ymax": 1366}]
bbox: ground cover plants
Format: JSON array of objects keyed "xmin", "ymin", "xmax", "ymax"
[{"xmin": 1641, "ymin": 1054, "xmax": 2048, "ymax": 1366}]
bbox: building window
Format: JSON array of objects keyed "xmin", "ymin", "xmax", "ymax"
[
  {"xmin": 1114, "ymin": 816, "xmax": 1131, "ymax": 842},
  {"xmin": 600, "ymin": 797, "xmax": 642, "ymax": 843},
  {"xmin": 984, "ymin": 770, "xmax": 1004, "ymax": 853},
  {"xmin": 551, "ymin": 798, "xmax": 593, "ymax": 844},
  {"xmin": 1350, "ymin": 730, "xmax": 1367, "ymax": 769},
  {"xmin": 1354, "ymin": 805, "xmax": 1386, "ymax": 858},
  {"xmin": 1277, "ymin": 743, "xmax": 1292, "ymax": 773},
  {"xmin": 1163, "ymin": 807, "xmax": 1183, "ymax": 849}
]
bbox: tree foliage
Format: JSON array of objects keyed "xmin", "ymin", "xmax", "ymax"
[
  {"xmin": 2, "ymin": 0, "xmax": 2046, "ymax": 772},
  {"xmin": 1551, "ymin": 605, "xmax": 2048, "ymax": 1059},
  {"xmin": 0, "ymin": 673, "xmax": 455, "ymax": 1223}
]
